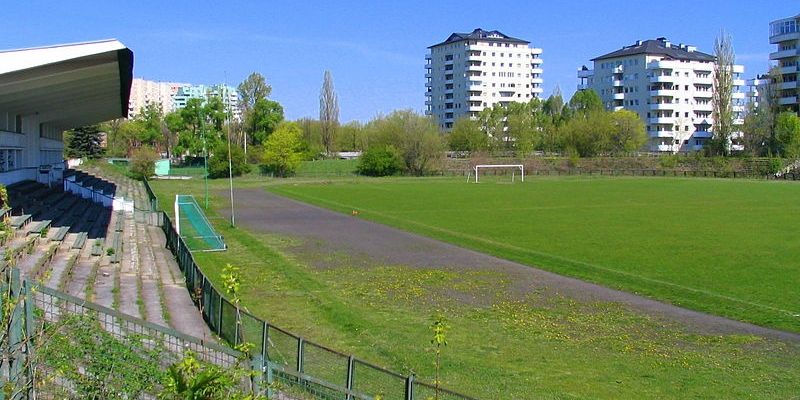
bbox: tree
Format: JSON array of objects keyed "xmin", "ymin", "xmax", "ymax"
[
  {"xmin": 262, "ymin": 122, "xmax": 304, "ymax": 177},
  {"xmin": 567, "ymin": 89, "xmax": 603, "ymax": 116},
  {"xmin": 208, "ymin": 142, "xmax": 250, "ymax": 179},
  {"xmin": 710, "ymin": 30, "xmax": 736, "ymax": 156},
  {"xmin": 608, "ymin": 110, "xmax": 647, "ymax": 154},
  {"xmin": 561, "ymin": 111, "xmax": 612, "ymax": 157},
  {"xmin": 250, "ymin": 98, "xmax": 284, "ymax": 145},
  {"xmin": 364, "ymin": 111, "xmax": 444, "ymax": 176},
  {"xmin": 447, "ymin": 117, "xmax": 487, "ymax": 152},
  {"xmin": 774, "ymin": 112, "xmax": 800, "ymax": 158},
  {"xmin": 356, "ymin": 145, "xmax": 404, "ymax": 176},
  {"xmin": 336, "ymin": 121, "xmax": 366, "ymax": 152},
  {"xmin": 238, "ymin": 72, "xmax": 273, "ymax": 154},
  {"xmin": 65, "ymin": 125, "xmax": 104, "ymax": 159},
  {"xmin": 129, "ymin": 146, "xmax": 159, "ymax": 180},
  {"xmin": 319, "ymin": 70, "xmax": 340, "ymax": 157}
]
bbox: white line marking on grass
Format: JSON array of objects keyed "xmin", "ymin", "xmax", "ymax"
[{"xmin": 278, "ymin": 188, "xmax": 799, "ymax": 317}]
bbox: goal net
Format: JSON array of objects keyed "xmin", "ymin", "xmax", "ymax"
[
  {"xmin": 175, "ymin": 194, "xmax": 226, "ymax": 252},
  {"xmin": 468, "ymin": 164, "xmax": 525, "ymax": 183}
]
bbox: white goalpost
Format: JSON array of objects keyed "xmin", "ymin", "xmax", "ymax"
[{"xmin": 468, "ymin": 164, "xmax": 524, "ymax": 183}]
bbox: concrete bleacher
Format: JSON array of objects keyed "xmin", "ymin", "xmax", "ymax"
[{"xmin": 4, "ymin": 170, "xmax": 211, "ymax": 341}]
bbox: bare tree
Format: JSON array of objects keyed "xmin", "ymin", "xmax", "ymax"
[
  {"xmin": 319, "ymin": 70, "xmax": 339, "ymax": 157},
  {"xmin": 711, "ymin": 30, "xmax": 735, "ymax": 156}
]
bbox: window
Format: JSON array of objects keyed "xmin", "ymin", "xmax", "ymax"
[{"xmin": 15, "ymin": 115, "xmax": 22, "ymax": 133}]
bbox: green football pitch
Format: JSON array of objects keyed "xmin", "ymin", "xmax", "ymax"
[{"xmin": 271, "ymin": 176, "xmax": 800, "ymax": 333}]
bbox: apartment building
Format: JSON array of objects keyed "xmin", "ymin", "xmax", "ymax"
[
  {"xmin": 128, "ymin": 78, "xmax": 186, "ymax": 117},
  {"xmin": 578, "ymin": 38, "xmax": 745, "ymax": 153},
  {"xmin": 425, "ymin": 28, "xmax": 543, "ymax": 129},
  {"xmin": 745, "ymin": 75, "xmax": 770, "ymax": 110},
  {"xmin": 172, "ymin": 83, "xmax": 241, "ymax": 121},
  {"xmin": 770, "ymin": 14, "xmax": 800, "ymax": 114}
]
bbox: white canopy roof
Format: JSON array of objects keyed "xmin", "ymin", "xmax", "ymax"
[{"xmin": 0, "ymin": 39, "xmax": 133, "ymax": 130}]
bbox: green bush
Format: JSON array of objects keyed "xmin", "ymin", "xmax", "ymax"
[
  {"xmin": 208, "ymin": 143, "xmax": 251, "ymax": 179},
  {"xmin": 767, "ymin": 158, "xmax": 784, "ymax": 175},
  {"xmin": 356, "ymin": 145, "xmax": 404, "ymax": 176},
  {"xmin": 129, "ymin": 146, "xmax": 159, "ymax": 180}
]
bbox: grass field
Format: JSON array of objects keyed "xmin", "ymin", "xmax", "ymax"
[
  {"xmin": 149, "ymin": 173, "xmax": 800, "ymax": 399},
  {"xmin": 271, "ymin": 176, "xmax": 800, "ymax": 333}
]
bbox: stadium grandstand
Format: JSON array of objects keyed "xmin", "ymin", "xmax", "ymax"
[{"xmin": 0, "ymin": 40, "xmax": 212, "ymax": 339}]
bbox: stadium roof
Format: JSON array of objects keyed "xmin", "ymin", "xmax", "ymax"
[
  {"xmin": 0, "ymin": 39, "xmax": 133, "ymax": 130},
  {"xmin": 591, "ymin": 38, "xmax": 715, "ymax": 62},
  {"xmin": 429, "ymin": 28, "xmax": 529, "ymax": 48}
]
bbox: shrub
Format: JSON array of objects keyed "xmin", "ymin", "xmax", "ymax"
[
  {"xmin": 129, "ymin": 146, "xmax": 159, "ymax": 180},
  {"xmin": 357, "ymin": 145, "xmax": 404, "ymax": 176},
  {"xmin": 261, "ymin": 122, "xmax": 304, "ymax": 177},
  {"xmin": 208, "ymin": 143, "xmax": 251, "ymax": 179}
]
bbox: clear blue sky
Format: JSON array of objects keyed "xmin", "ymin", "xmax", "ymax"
[{"xmin": 3, "ymin": 1, "xmax": 797, "ymax": 122}]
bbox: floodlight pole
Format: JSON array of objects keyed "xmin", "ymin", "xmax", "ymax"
[
  {"xmin": 224, "ymin": 74, "xmax": 236, "ymax": 227},
  {"xmin": 198, "ymin": 106, "xmax": 209, "ymax": 210}
]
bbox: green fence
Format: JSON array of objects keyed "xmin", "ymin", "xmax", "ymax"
[{"xmin": 146, "ymin": 180, "xmax": 477, "ymax": 400}]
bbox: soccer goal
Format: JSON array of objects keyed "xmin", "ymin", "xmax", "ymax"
[
  {"xmin": 175, "ymin": 194, "xmax": 226, "ymax": 252},
  {"xmin": 468, "ymin": 164, "xmax": 525, "ymax": 183}
]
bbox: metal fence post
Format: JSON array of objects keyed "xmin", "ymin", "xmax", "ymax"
[
  {"xmin": 266, "ymin": 360, "xmax": 274, "ymax": 398},
  {"xmin": 346, "ymin": 356, "xmax": 355, "ymax": 400},
  {"xmin": 216, "ymin": 296, "xmax": 223, "ymax": 337},
  {"xmin": 250, "ymin": 354, "xmax": 264, "ymax": 396},
  {"xmin": 405, "ymin": 374, "xmax": 414, "ymax": 400},
  {"xmin": 261, "ymin": 321, "xmax": 269, "ymax": 361},
  {"xmin": 22, "ymin": 279, "xmax": 35, "ymax": 399},
  {"xmin": 296, "ymin": 337, "xmax": 304, "ymax": 374}
]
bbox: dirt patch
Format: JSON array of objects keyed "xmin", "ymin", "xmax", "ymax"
[{"xmin": 220, "ymin": 188, "xmax": 800, "ymax": 343}]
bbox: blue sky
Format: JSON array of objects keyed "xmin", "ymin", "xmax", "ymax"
[{"xmin": 3, "ymin": 1, "xmax": 797, "ymax": 122}]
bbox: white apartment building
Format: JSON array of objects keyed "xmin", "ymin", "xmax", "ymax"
[
  {"xmin": 425, "ymin": 28, "xmax": 543, "ymax": 129},
  {"xmin": 745, "ymin": 75, "xmax": 770, "ymax": 110},
  {"xmin": 128, "ymin": 78, "xmax": 186, "ymax": 117},
  {"xmin": 770, "ymin": 14, "xmax": 800, "ymax": 114},
  {"xmin": 579, "ymin": 38, "xmax": 745, "ymax": 153},
  {"xmin": 172, "ymin": 83, "xmax": 242, "ymax": 121}
]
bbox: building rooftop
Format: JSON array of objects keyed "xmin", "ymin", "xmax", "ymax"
[
  {"xmin": 429, "ymin": 28, "xmax": 529, "ymax": 48},
  {"xmin": 591, "ymin": 38, "xmax": 715, "ymax": 62}
]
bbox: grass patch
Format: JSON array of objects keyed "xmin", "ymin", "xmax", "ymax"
[
  {"xmin": 270, "ymin": 176, "xmax": 800, "ymax": 333},
  {"xmin": 148, "ymin": 175, "xmax": 800, "ymax": 399}
]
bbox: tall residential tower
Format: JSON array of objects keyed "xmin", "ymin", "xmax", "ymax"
[
  {"xmin": 578, "ymin": 38, "xmax": 745, "ymax": 153},
  {"xmin": 425, "ymin": 28, "xmax": 543, "ymax": 129}
]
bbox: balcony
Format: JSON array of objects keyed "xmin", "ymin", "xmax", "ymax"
[
  {"xmin": 648, "ymin": 117, "xmax": 673, "ymax": 124},
  {"xmin": 650, "ymin": 89, "xmax": 674, "ymax": 97},
  {"xmin": 732, "ymin": 65, "xmax": 744, "ymax": 74},
  {"xmin": 577, "ymin": 69, "xmax": 594, "ymax": 79},
  {"xmin": 693, "ymin": 130, "xmax": 713, "ymax": 139},
  {"xmin": 780, "ymin": 65, "xmax": 799, "ymax": 74},
  {"xmin": 732, "ymin": 79, "xmax": 745, "ymax": 87},
  {"xmin": 531, "ymin": 58, "xmax": 544, "ymax": 65},
  {"xmin": 649, "ymin": 102, "xmax": 673, "ymax": 110},
  {"xmin": 425, "ymin": 72, "xmax": 431, "ymax": 79},
  {"xmin": 467, "ymin": 65, "xmax": 482, "ymax": 72},
  {"xmin": 780, "ymin": 81, "xmax": 799, "ymax": 90},
  {"xmin": 425, "ymin": 53, "xmax": 431, "ymax": 60},
  {"xmin": 693, "ymin": 91, "xmax": 712, "ymax": 98},
  {"xmin": 531, "ymin": 78, "xmax": 544, "ymax": 84},
  {"xmin": 612, "ymin": 79, "xmax": 623, "ymax": 87},
  {"xmin": 650, "ymin": 75, "xmax": 674, "ymax": 83},
  {"xmin": 770, "ymin": 31, "xmax": 800, "ymax": 44},
  {"xmin": 692, "ymin": 63, "xmax": 713, "ymax": 72},
  {"xmin": 425, "ymin": 81, "xmax": 432, "ymax": 88},
  {"xmin": 613, "ymin": 93, "xmax": 625, "ymax": 100},
  {"xmin": 647, "ymin": 60, "xmax": 678, "ymax": 70},
  {"xmin": 657, "ymin": 144, "xmax": 673, "ymax": 152},
  {"xmin": 613, "ymin": 65, "xmax": 624, "ymax": 73},
  {"xmin": 693, "ymin": 76, "xmax": 713, "ymax": 85},
  {"xmin": 779, "ymin": 96, "xmax": 799, "ymax": 105},
  {"xmin": 732, "ymin": 92, "xmax": 745, "ymax": 99},
  {"xmin": 468, "ymin": 105, "xmax": 484, "ymax": 112},
  {"xmin": 531, "ymin": 68, "xmax": 544, "ymax": 75},
  {"xmin": 577, "ymin": 83, "xmax": 589, "ymax": 91},
  {"xmin": 694, "ymin": 103, "xmax": 713, "ymax": 112},
  {"xmin": 468, "ymin": 81, "xmax": 483, "ymax": 90},
  {"xmin": 612, "ymin": 106, "xmax": 625, "ymax": 111},
  {"xmin": 531, "ymin": 48, "xmax": 543, "ymax": 55},
  {"xmin": 424, "ymin": 100, "xmax": 432, "ymax": 106},
  {"xmin": 648, "ymin": 130, "xmax": 675, "ymax": 138},
  {"xmin": 770, "ymin": 48, "xmax": 799, "ymax": 60}
]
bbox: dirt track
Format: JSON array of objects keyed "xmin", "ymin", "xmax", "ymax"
[{"xmin": 221, "ymin": 188, "xmax": 800, "ymax": 343}]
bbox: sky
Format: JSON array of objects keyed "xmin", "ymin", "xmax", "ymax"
[{"xmin": 2, "ymin": 1, "xmax": 797, "ymax": 122}]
